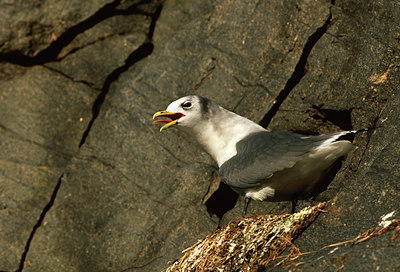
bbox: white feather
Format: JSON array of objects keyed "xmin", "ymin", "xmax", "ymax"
[
  {"xmin": 245, "ymin": 186, "xmax": 275, "ymax": 201},
  {"xmin": 193, "ymin": 110, "xmax": 265, "ymax": 167}
]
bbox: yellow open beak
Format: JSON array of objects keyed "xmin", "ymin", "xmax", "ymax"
[{"xmin": 152, "ymin": 111, "xmax": 185, "ymax": 132}]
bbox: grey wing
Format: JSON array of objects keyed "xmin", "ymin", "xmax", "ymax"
[{"xmin": 219, "ymin": 131, "xmax": 334, "ymax": 190}]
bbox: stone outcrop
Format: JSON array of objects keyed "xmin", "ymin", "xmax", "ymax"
[{"xmin": 1, "ymin": 0, "xmax": 399, "ymax": 271}]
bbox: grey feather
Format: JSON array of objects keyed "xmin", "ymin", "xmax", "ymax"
[
  {"xmin": 155, "ymin": 95, "xmax": 361, "ymax": 206},
  {"xmin": 219, "ymin": 130, "xmax": 346, "ymax": 193}
]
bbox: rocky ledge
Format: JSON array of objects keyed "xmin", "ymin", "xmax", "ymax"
[{"xmin": 1, "ymin": 0, "xmax": 399, "ymax": 271}]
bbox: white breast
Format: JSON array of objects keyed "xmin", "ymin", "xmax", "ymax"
[{"xmin": 189, "ymin": 108, "xmax": 265, "ymax": 167}]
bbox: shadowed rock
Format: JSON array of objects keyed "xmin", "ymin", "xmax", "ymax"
[{"xmin": 0, "ymin": 0, "xmax": 399, "ymax": 271}]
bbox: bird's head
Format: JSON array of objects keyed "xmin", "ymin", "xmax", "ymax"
[{"xmin": 153, "ymin": 95, "xmax": 207, "ymax": 132}]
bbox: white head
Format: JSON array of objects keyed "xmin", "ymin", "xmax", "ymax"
[
  {"xmin": 153, "ymin": 95, "xmax": 266, "ymax": 166},
  {"xmin": 153, "ymin": 95, "xmax": 211, "ymax": 132}
]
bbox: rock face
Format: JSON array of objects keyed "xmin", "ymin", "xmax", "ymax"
[{"xmin": 0, "ymin": 0, "xmax": 399, "ymax": 271}]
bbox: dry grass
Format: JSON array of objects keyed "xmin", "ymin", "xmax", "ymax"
[
  {"xmin": 165, "ymin": 201, "xmax": 400, "ymax": 272},
  {"xmin": 275, "ymin": 219, "xmax": 400, "ymax": 269},
  {"xmin": 166, "ymin": 202, "xmax": 326, "ymax": 272},
  {"xmin": 352, "ymin": 219, "xmax": 400, "ymax": 246}
]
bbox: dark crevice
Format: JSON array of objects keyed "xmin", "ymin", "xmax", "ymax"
[
  {"xmin": 17, "ymin": 175, "xmax": 63, "ymax": 272},
  {"xmin": 202, "ymin": 171, "xmax": 239, "ymax": 220},
  {"xmin": 13, "ymin": 2, "xmax": 163, "ymax": 271},
  {"xmin": 0, "ymin": 0, "xmax": 153, "ymax": 66},
  {"xmin": 355, "ymin": 116, "xmax": 381, "ymax": 169},
  {"xmin": 121, "ymin": 255, "xmax": 164, "ymax": 271},
  {"xmin": 205, "ymin": 182, "xmax": 239, "ymax": 219},
  {"xmin": 308, "ymin": 105, "xmax": 354, "ymax": 131},
  {"xmin": 232, "ymin": 76, "xmax": 272, "ymax": 111},
  {"xmin": 79, "ymin": 3, "xmax": 163, "ymax": 147},
  {"xmin": 289, "ymin": 129, "xmax": 320, "ymax": 136},
  {"xmin": 233, "ymin": 76, "xmax": 272, "ymax": 96},
  {"xmin": 42, "ymin": 64, "xmax": 100, "ymax": 90},
  {"xmin": 56, "ymin": 33, "xmax": 121, "ymax": 62},
  {"xmin": 258, "ymin": 11, "xmax": 333, "ymax": 128},
  {"xmin": 205, "ymin": 7, "xmax": 334, "ymax": 219},
  {"xmin": 146, "ymin": 3, "xmax": 162, "ymax": 41},
  {"xmin": 192, "ymin": 65, "xmax": 215, "ymax": 90},
  {"xmin": 192, "ymin": 57, "xmax": 216, "ymax": 90}
]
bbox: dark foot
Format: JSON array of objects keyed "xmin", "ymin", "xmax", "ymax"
[
  {"xmin": 291, "ymin": 197, "xmax": 298, "ymax": 214},
  {"xmin": 242, "ymin": 197, "xmax": 251, "ymax": 217}
]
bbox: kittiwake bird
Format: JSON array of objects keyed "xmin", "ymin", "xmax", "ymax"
[{"xmin": 153, "ymin": 95, "xmax": 366, "ymax": 216}]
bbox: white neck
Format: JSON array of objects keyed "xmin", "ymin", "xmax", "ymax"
[{"xmin": 182, "ymin": 106, "xmax": 265, "ymax": 167}]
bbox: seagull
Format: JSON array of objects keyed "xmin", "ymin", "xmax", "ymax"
[{"xmin": 153, "ymin": 95, "xmax": 363, "ymax": 216}]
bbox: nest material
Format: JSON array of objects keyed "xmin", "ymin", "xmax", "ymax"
[
  {"xmin": 276, "ymin": 218, "xmax": 400, "ymax": 270},
  {"xmin": 166, "ymin": 202, "xmax": 326, "ymax": 272}
]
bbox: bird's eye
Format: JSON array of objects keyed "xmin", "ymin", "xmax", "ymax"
[{"xmin": 181, "ymin": 101, "xmax": 192, "ymax": 109}]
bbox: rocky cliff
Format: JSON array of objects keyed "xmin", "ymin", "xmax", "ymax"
[{"xmin": 1, "ymin": 0, "xmax": 399, "ymax": 271}]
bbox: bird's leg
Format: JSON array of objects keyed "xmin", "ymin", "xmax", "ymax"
[
  {"xmin": 242, "ymin": 197, "xmax": 251, "ymax": 217},
  {"xmin": 291, "ymin": 195, "xmax": 298, "ymax": 214}
]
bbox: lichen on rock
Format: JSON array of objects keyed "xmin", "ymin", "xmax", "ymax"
[{"xmin": 166, "ymin": 202, "xmax": 326, "ymax": 272}]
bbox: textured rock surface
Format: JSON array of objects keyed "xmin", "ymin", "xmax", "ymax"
[
  {"xmin": 0, "ymin": 0, "xmax": 161, "ymax": 271},
  {"xmin": 0, "ymin": 64, "xmax": 97, "ymax": 270},
  {"xmin": 0, "ymin": 0, "xmax": 114, "ymax": 56},
  {"xmin": 0, "ymin": 0, "xmax": 399, "ymax": 271}
]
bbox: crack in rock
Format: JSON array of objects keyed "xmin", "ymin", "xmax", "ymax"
[
  {"xmin": 42, "ymin": 64, "xmax": 100, "ymax": 90},
  {"xmin": 192, "ymin": 57, "xmax": 216, "ymax": 90},
  {"xmin": 120, "ymin": 255, "xmax": 164, "ymax": 272},
  {"xmin": 0, "ymin": 0, "xmax": 153, "ymax": 66},
  {"xmin": 17, "ymin": 175, "xmax": 63, "ymax": 272},
  {"xmin": 12, "ymin": 2, "xmax": 163, "ymax": 271},
  {"xmin": 56, "ymin": 32, "xmax": 126, "ymax": 61},
  {"xmin": 233, "ymin": 76, "xmax": 272, "ymax": 95},
  {"xmin": 78, "ymin": 42, "xmax": 153, "ymax": 146},
  {"xmin": 232, "ymin": 75, "xmax": 272, "ymax": 111},
  {"xmin": 79, "ymin": 3, "xmax": 163, "ymax": 147},
  {"xmin": 0, "ymin": 123, "xmax": 75, "ymax": 159},
  {"xmin": 205, "ymin": 5, "xmax": 334, "ymax": 219},
  {"xmin": 308, "ymin": 105, "xmax": 354, "ymax": 131},
  {"xmin": 355, "ymin": 116, "xmax": 381, "ymax": 170},
  {"xmin": 204, "ymin": 182, "xmax": 239, "ymax": 219},
  {"xmin": 258, "ymin": 9, "xmax": 333, "ymax": 128}
]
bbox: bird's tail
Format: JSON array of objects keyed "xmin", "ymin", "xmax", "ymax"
[
  {"xmin": 353, "ymin": 125, "xmax": 383, "ymax": 134},
  {"xmin": 336, "ymin": 126, "xmax": 382, "ymax": 142}
]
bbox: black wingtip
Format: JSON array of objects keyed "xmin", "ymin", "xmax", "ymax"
[
  {"xmin": 354, "ymin": 125, "xmax": 383, "ymax": 134},
  {"xmin": 336, "ymin": 126, "xmax": 382, "ymax": 142}
]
